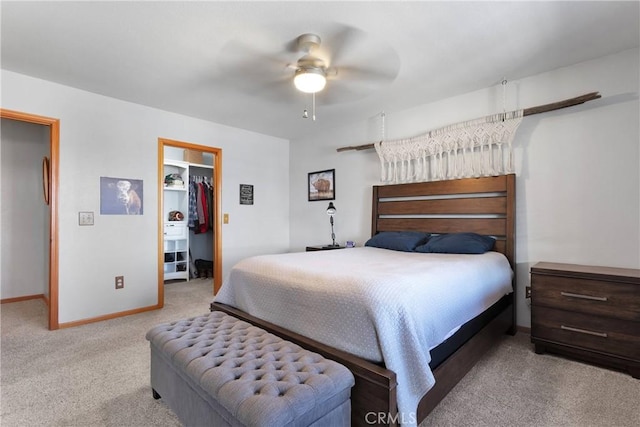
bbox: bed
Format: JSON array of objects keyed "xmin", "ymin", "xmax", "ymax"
[{"xmin": 211, "ymin": 174, "xmax": 516, "ymax": 426}]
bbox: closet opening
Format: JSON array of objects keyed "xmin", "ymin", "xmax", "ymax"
[
  {"xmin": 0, "ymin": 109, "xmax": 60, "ymax": 330},
  {"xmin": 158, "ymin": 138, "xmax": 222, "ymax": 306}
]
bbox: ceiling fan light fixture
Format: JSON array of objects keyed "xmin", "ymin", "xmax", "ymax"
[{"xmin": 294, "ymin": 68, "xmax": 326, "ymax": 93}]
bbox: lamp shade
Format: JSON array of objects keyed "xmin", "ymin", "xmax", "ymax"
[
  {"xmin": 294, "ymin": 68, "xmax": 327, "ymax": 93},
  {"xmin": 326, "ymin": 202, "xmax": 336, "ymax": 215}
]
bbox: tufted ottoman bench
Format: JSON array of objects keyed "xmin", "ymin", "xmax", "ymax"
[{"xmin": 146, "ymin": 311, "xmax": 355, "ymax": 427}]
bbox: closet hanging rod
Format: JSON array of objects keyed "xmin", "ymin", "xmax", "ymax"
[
  {"xmin": 190, "ymin": 175, "xmax": 211, "ymax": 183},
  {"xmin": 336, "ymin": 91, "xmax": 601, "ymax": 152}
]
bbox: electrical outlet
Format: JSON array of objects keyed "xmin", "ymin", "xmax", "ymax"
[
  {"xmin": 115, "ymin": 276, "xmax": 124, "ymax": 289},
  {"xmin": 525, "ymin": 286, "xmax": 532, "ymax": 299}
]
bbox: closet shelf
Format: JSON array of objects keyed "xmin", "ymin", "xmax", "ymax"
[
  {"xmin": 189, "ymin": 163, "xmax": 214, "ymax": 170},
  {"xmin": 164, "ymin": 159, "xmax": 189, "ymax": 168}
]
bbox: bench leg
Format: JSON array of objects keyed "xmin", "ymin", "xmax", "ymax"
[{"xmin": 152, "ymin": 388, "xmax": 161, "ymax": 400}]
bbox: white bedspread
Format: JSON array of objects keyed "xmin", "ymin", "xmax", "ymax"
[{"xmin": 214, "ymin": 247, "xmax": 513, "ymax": 425}]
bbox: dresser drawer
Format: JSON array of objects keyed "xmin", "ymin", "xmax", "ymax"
[
  {"xmin": 531, "ymin": 274, "xmax": 640, "ymax": 321},
  {"xmin": 532, "ymin": 306, "xmax": 640, "ymax": 360}
]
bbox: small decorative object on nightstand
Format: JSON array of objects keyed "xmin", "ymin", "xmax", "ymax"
[{"xmin": 530, "ymin": 262, "xmax": 640, "ymax": 378}]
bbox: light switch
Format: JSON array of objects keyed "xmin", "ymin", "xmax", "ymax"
[
  {"xmin": 79, "ymin": 211, "xmax": 94, "ymax": 226},
  {"xmin": 223, "ymin": 213, "xmax": 229, "ymax": 224}
]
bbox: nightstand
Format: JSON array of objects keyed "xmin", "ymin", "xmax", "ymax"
[
  {"xmin": 305, "ymin": 245, "xmax": 345, "ymax": 252},
  {"xmin": 530, "ymin": 262, "xmax": 640, "ymax": 378}
]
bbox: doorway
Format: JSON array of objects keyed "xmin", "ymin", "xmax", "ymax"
[
  {"xmin": 158, "ymin": 138, "xmax": 222, "ymax": 306},
  {"xmin": 0, "ymin": 109, "xmax": 60, "ymax": 330}
]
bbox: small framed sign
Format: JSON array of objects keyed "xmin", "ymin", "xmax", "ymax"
[{"xmin": 239, "ymin": 184, "xmax": 254, "ymax": 205}]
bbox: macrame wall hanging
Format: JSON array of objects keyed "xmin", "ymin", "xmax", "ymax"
[
  {"xmin": 337, "ymin": 89, "xmax": 601, "ymax": 184},
  {"xmin": 374, "ymin": 104, "xmax": 523, "ymax": 183},
  {"xmin": 375, "ymin": 80, "xmax": 521, "ymax": 183}
]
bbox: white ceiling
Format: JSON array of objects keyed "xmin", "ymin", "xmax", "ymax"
[{"xmin": 2, "ymin": 1, "xmax": 639, "ymax": 140}]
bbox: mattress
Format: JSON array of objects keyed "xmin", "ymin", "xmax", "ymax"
[{"xmin": 214, "ymin": 246, "xmax": 513, "ymax": 424}]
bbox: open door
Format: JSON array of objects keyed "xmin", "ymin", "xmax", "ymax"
[
  {"xmin": 1, "ymin": 108, "xmax": 60, "ymax": 330},
  {"xmin": 157, "ymin": 138, "xmax": 222, "ymax": 306}
]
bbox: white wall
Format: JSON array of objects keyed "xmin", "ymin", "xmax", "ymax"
[
  {"xmin": 0, "ymin": 119, "xmax": 50, "ymax": 299},
  {"xmin": 1, "ymin": 70, "xmax": 290, "ymax": 324},
  {"xmin": 289, "ymin": 48, "xmax": 640, "ymax": 328}
]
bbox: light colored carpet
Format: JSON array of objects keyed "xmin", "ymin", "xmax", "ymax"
[
  {"xmin": 423, "ymin": 333, "xmax": 639, "ymax": 427},
  {"xmin": 1, "ymin": 280, "xmax": 638, "ymax": 426}
]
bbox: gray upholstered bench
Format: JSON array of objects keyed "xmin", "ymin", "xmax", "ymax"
[{"xmin": 146, "ymin": 311, "xmax": 355, "ymax": 427}]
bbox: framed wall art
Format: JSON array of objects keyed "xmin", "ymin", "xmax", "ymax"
[
  {"xmin": 308, "ymin": 169, "xmax": 335, "ymax": 201},
  {"xmin": 100, "ymin": 177, "xmax": 143, "ymax": 215}
]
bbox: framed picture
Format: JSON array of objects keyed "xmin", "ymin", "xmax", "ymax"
[
  {"xmin": 239, "ymin": 184, "xmax": 254, "ymax": 205},
  {"xmin": 308, "ymin": 169, "xmax": 335, "ymax": 201},
  {"xmin": 100, "ymin": 177, "xmax": 143, "ymax": 215}
]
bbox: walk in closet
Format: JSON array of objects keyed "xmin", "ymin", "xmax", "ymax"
[{"xmin": 162, "ymin": 147, "xmax": 215, "ymax": 282}]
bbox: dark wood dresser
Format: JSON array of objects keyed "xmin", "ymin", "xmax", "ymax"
[{"xmin": 530, "ymin": 262, "xmax": 640, "ymax": 378}]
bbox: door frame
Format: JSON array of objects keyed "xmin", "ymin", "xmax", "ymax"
[
  {"xmin": 1, "ymin": 108, "xmax": 60, "ymax": 330},
  {"xmin": 158, "ymin": 138, "xmax": 222, "ymax": 304}
]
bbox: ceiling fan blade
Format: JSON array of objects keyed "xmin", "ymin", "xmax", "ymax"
[
  {"xmin": 254, "ymin": 78, "xmax": 302, "ymax": 104},
  {"xmin": 315, "ymin": 23, "xmax": 400, "ymax": 104},
  {"xmin": 321, "ymin": 24, "xmax": 367, "ymax": 68},
  {"xmin": 331, "ymin": 64, "xmax": 398, "ymax": 84},
  {"xmin": 320, "ymin": 59, "xmax": 399, "ymax": 104},
  {"xmin": 316, "ymin": 77, "xmax": 375, "ymax": 103},
  {"xmin": 216, "ymin": 39, "xmax": 295, "ymax": 95},
  {"xmin": 221, "ymin": 38, "xmax": 289, "ymax": 67}
]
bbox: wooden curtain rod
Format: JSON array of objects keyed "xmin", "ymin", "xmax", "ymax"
[{"xmin": 336, "ymin": 91, "xmax": 601, "ymax": 152}]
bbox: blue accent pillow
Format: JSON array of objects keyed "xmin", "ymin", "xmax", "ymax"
[
  {"xmin": 365, "ymin": 231, "xmax": 431, "ymax": 252},
  {"xmin": 414, "ymin": 232, "xmax": 496, "ymax": 254}
]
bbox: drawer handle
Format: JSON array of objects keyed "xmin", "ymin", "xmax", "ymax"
[
  {"xmin": 560, "ymin": 291, "xmax": 607, "ymax": 302},
  {"xmin": 560, "ymin": 325, "xmax": 608, "ymax": 338}
]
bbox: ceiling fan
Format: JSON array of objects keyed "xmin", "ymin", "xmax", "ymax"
[
  {"xmin": 290, "ymin": 33, "xmax": 334, "ymax": 120},
  {"xmin": 217, "ymin": 25, "xmax": 400, "ymax": 117},
  {"xmin": 291, "ymin": 33, "xmax": 330, "ymax": 94}
]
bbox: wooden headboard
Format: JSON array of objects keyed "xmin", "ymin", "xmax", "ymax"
[{"xmin": 371, "ymin": 174, "xmax": 516, "ymax": 270}]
